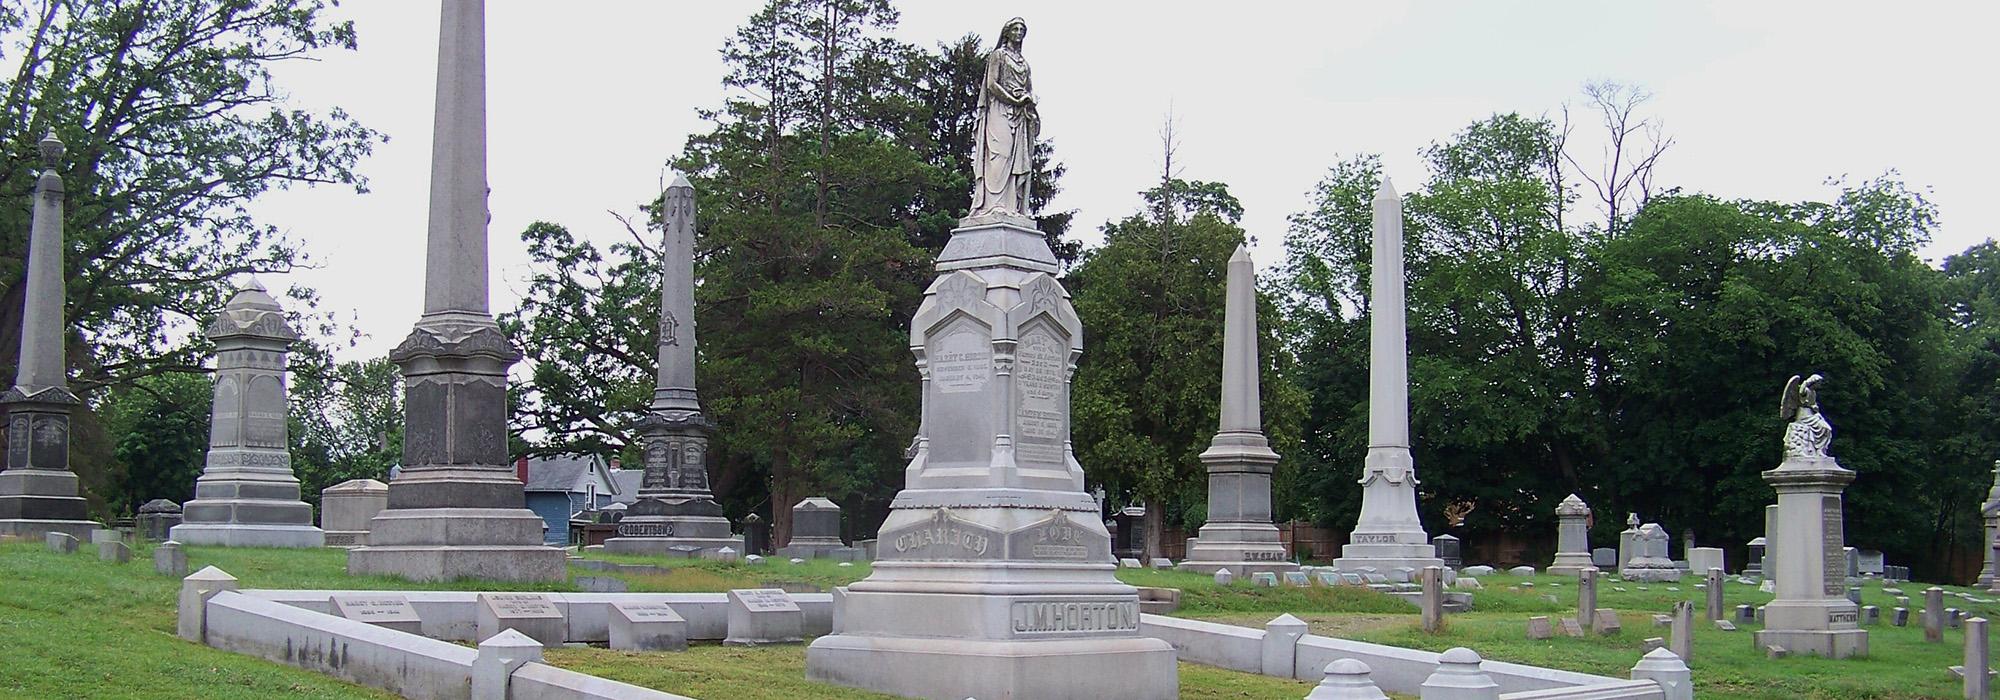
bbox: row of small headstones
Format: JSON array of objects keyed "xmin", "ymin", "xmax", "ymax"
[
  {"xmin": 43, "ymin": 530, "xmax": 188, "ymax": 577},
  {"xmin": 1297, "ymin": 645, "xmax": 1692, "ymax": 700}
]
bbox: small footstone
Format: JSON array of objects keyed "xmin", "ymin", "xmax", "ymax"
[
  {"xmin": 1653, "ymin": 614, "xmax": 1672, "ymax": 628},
  {"xmin": 1642, "ymin": 637, "xmax": 1665, "ymax": 652},
  {"xmin": 1252, "ymin": 572, "xmax": 1278, "ymax": 587},
  {"xmin": 1150, "ymin": 558, "xmax": 1172, "ymax": 570},
  {"xmin": 745, "ymin": 554, "xmax": 766, "ymax": 566},
  {"xmin": 1714, "ymin": 619, "xmax": 1737, "ymax": 631},
  {"xmin": 1594, "ymin": 609, "xmax": 1622, "ymax": 635},
  {"xmin": 1509, "ymin": 566, "xmax": 1537, "ymax": 576},
  {"xmin": 1614, "ymin": 587, "xmax": 1628, "ymax": 592},
  {"xmin": 788, "ymin": 558, "xmax": 805, "ymax": 565},
  {"xmin": 1666, "ymin": 586, "xmax": 1680, "ymax": 592},
  {"xmin": 154, "ymin": 541, "xmax": 188, "ymax": 577},
  {"xmin": 1285, "ymin": 571, "xmax": 1312, "ymax": 587},
  {"xmin": 1119, "ymin": 558, "xmax": 1142, "ymax": 569},
  {"xmin": 609, "ymin": 601, "xmax": 687, "ymax": 652},
  {"xmin": 1892, "ymin": 607, "xmax": 1909, "ymax": 627},
  {"xmin": 1527, "ymin": 616, "xmax": 1552, "ymax": 639},
  {"xmin": 1559, "ymin": 618, "xmax": 1584, "ymax": 637},
  {"xmin": 1861, "ymin": 605, "xmax": 1879, "ymax": 625},
  {"xmin": 1735, "ymin": 604, "xmax": 1754, "ymax": 622},
  {"xmin": 1766, "ymin": 645, "xmax": 1788, "ymax": 659},
  {"xmin": 1214, "ymin": 568, "xmax": 1235, "ymax": 586},
  {"xmin": 45, "ymin": 532, "xmax": 77, "ymax": 554},
  {"xmin": 1456, "ymin": 577, "xmax": 1482, "ymax": 590}
]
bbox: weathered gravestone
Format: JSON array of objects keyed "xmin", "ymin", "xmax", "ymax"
[
  {"xmin": 1213, "ymin": 568, "xmax": 1234, "ymax": 586},
  {"xmin": 610, "ymin": 601, "xmax": 688, "ymax": 652},
  {"xmin": 1284, "ymin": 571, "xmax": 1312, "ymax": 587},
  {"xmin": 1861, "ymin": 605, "xmax": 1879, "ymax": 625},
  {"xmin": 154, "ymin": 541, "xmax": 187, "ymax": 577},
  {"xmin": 1548, "ymin": 494, "xmax": 1594, "ymax": 576},
  {"xmin": 1252, "ymin": 572, "xmax": 1278, "ymax": 587},
  {"xmin": 726, "ymin": 588, "xmax": 803, "ymax": 645},
  {"xmin": 477, "ymin": 593, "xmax": 565, "ymax": 646},
  {"xmin": 1526, "ymin": 616, "xmax": 1552, "ymax": 640},
  {"xmin": 1594, "ymin": 609, "xmax": 1622, "ymax": 635},
  {"xmin": 318, "ymin": 478, "xmax": 386, "ymax": 548},
  {"xmin": 1433, "ymin": 534, "xmax": 1462, "ymax": 569},
  {"xmin": 44, "ymin": 531, "xmax": 76, "ymax": 553},
  {"xmin": 136, "ymin": 499, "xmax": 182, "ymax": 541},
  {"xmin": 169, "ymin": 280, "xmax": 322, "ymax": 548},
  {"xmin": 1688, "ymin": 548, "xmax": 1725, "ymax": 576},
  {"xmin": 99, "ymin": 540, "xmax": 130, "ymax": 563},
  {"xmin": 1892, "ymin": 607, "xmax": 1909, "ymax": 627},
  {"xmin": 1592, "ymin": 547, "xmax": 1617, "ymax": 568},
  {"xmin": 776, "ymin": 497, "xmax": 858, "ymax": 560},
  {"xmin": 1559, "ymin": 617, "xmax": 1584, "ymax": 637},
  {"xmin": 332, "ymin": 594, "xmax": 423, "ymax": 635}
]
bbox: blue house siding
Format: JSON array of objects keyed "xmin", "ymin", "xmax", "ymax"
[{"xmin": 526, "ymin": 492, "xmax": 570, "ymax": 546}]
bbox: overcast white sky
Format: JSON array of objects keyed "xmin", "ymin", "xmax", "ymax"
[{"xmin": 247, "ymin": 1, "xmax": 2000, "ymax": 361}]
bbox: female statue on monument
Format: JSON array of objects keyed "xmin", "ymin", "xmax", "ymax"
[{"xmin": 971, "ymin": 18, "xmax": 1037, "ymax": 218}]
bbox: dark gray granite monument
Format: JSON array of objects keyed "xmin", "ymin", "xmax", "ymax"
[
  {"xmin": 346, "ymin": 0, "xmax": 563, "ymax": 582},
  {"xmin": 1178, "ymin": 246, "xmax": 1297, "ymax": 579},
  {"xmin": 604, "ymin": 175, "xmax": 741, "ymax": 557},
  {"xmin": 804, "ymin": 19, "xmax": 1176, "ymax": 699},
  {"xmin": 0, "ymin": 134, "xmax": 96, "ymax": 540},
  {"xmin": 171, "ymin": 280, "xmax": 323, "ymax": 547},
  {"xmin": 775, "ymin": 497, "xmax": 858, "ymax": 560}
]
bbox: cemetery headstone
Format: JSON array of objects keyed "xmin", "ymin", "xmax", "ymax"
[
  {"xmin": 1461, "ymin": 565, "xmax": 1496, "ymax": 576},
  {"xmin": 1622, "ymin": 523, "xmax": 1680, "ymax": 582},
  {"xmin": 169, "ymin": 279, "xmax": 323, "ymax": 548},
  {"xmin": 1892, "ymin": 607, "xmax": 1909, "ymax": 627},
  {"xmin": 1213, "ymin": 568, "xmax": 1234, "ymax": 585},
  {"xmin": 1526, "ymin": 616, "xmax": 1552, "ymax": 640},
  {"xmin": 1948, "ymin": 608, "xmax": 1963, "ymax": 629},
  {"xmin": 1433, "ymin": 534, "xmax": 1462, "ymax": 569},
  {"xmin": 154, "ymin": 541, "xmax": 187, "ymax": 577},
  {"xmin": 1643, "ymin": 637, "xmax": 1666, "ymax": 652},
  {"xmin": 1578, "ymin": 568, "xmax": 1599, "ymax": 631},
  {"xmin": 726, "ymin": 588, "xmax": 803, "ymax": 645},
  {"xmin": 1706, "ymin": 568, "xmax": 1725, "ymax": 621},
  {"xmin": 99, "ymin": 540, "xmax": 130, "ymax": 563},
  {"xmin": 1252, "ymin": 572, "xmax": 1278, "ymax": 587},
  {"xmin": 1670, "ymin": 600, "xmax": 1694, "ymax": 663},
  {"xmin": 476, "ymin": 593, "xmax": 565, "ymax": 646},
  {"xmin": 610, "ymin": 601, "xmax": 687, "ymax": 652},
  {"xmin": 1508, "ymin": 565, "xmax": 1537, "ymax": 577},
  {"xmin": 1150, "ymin": 557, "xmax": 1173, "ymax": 570},
  {"xmin": 1861, "ymin": 605, "xmax": 1879, "ymax": 625},
  {"xmin": 1967, "ymin": 617, "xmax": 1991, "ymax": 700},
  {"xmin": 1715, "ymin": 620, "xmax": 1738, "ymax": 631},
  {"xmin": 1928, "ymin": 587, "xmax": 1947, "ymax": 643},
  {"xmin": 1457, "ymin": 577, "xmax": 1482, "ymax": 590},
  {"xmin": 775, "ymin": 497, "xmax": 857, "ymax": 560},
  {"xmin": 1594, "ymin": 608, "xmax": 1622, "ymax": 635},
  {"xmin": 44, "ymin": 532, "xmax": 76, "ymax": 553},
  {"xmin": 1420, "ymin": 566, "xmax": 1444, "ymax": 633},
  {"xmin": 1688, "ymin": 547, "xmax": 1725, "ymax": 576},
  {"xmin": 1285, "ymin": 571, "xmax": 1312, "ymax": 587},
  {"xmin": 1547, "ymin": 494, "xmax": 1594, "ymax": 576},
  {"xmin": 1592, "ymin": 547, "xmax": 1617, "ymax": 568},
  {"xmin": 1119, "ymin": 558, "xmax": 1142, "ymax": 569},
  {"xmin": 136, "ymin": 499, "xmax": 182, "ymax": 541},
  {"xmin": 1736, "ymin": 604, "xmax": 1754, "ymax": 623},
  {"xmin": 318, "ymin": 478, "xmax": 387, "ymax": 548},
  {"xmin": 1745, "ymin": 536, "xmax": 1767, "ymax": 578},
  {"xmin": 332, "ymin": 594, "xmax": 423, "ymax": 635}
]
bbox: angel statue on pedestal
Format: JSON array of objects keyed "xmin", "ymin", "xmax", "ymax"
[{"xmin": 1780, "ymin": 373, "xmax": 1833, "ymax": 460}]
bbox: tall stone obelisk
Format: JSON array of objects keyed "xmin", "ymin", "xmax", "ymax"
[
  {"xmin": 807, "ymin": 18, "xmax": 1176, "ymax": 700},
  {"xmin": 604, "ymin": 175, "xmax": 741, "ymax": 556},
  {"xmin": 1333, "ymin": 178, "xmax": 1442, "ymax": 572},
  {"xmin": 1178, "ymin": 246, "xmax": 1296, "ymax": 578},
  {"xmin": 170, "ymin": 280, "xmax": 323, "ymax": 547},
  {"xmin": 347, "ymin": 0, "xmax": 563, "ymax": 582},
  {"xmin": 0, "ymin": 134, "xmax": 95, "ymax": 539}
]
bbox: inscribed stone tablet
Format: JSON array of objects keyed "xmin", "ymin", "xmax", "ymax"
[
  {"xmin": 725, "ymin": 588, "xmax": 803, "ymax": 645},
  {"xmin": 610, "ymin": 601, "xmax": 687, "ymax": 652},
  {"xmin": 332, "ymin": 594, "xmax": 422, "ymax": 635},
  {"xmin": 476, "ymin": 593, "xmax": 565, "ymax": 646}
]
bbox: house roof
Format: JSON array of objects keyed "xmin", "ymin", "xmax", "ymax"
[
  {"xmin": 610, "ymin": 470, "xmax": 644, "ymax": 504},
  {"xmin": 522, "ymin": 454, "xmax": 610, "ymax": 493}
]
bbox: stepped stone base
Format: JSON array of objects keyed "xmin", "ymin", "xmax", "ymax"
[
  {"xmin": 346, "ymin": 507, "xmax": 564, "ymax": 582},
  {"xmin": 1754, "ymin": 628, "xmax": 1867, "ymax": 659},
  {"xmin": 807, "ymin": 634, "xmax": 1177, "ymax": 700},
  {"xmin": 169, "ymin": 523, "xmax": 324, "ymax": 548}
]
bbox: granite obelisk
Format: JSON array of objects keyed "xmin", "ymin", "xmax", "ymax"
[
  {"xmin": 604, "ymin": 175, "xmax": 741, "ymax": 556},
  {"xmin": 346, "ymin": 0, "xmax": 563, "ymax": 582},
  {"xmin": 0, "ymin": 134, "xmax": 95, "ymax": 539},
  {"xmin": 170, "ymin": 280, "xmax": 323, "ymax": 547},
  {"xmin": 1334, "ymin": 178, "xmax": 1441, "ymax": 572},
  {"xmin": 806, "ymin": 18, "xmax": 1177, "ymax": 700},
  {"xmin": 1178, "ymin": 246, "xmax": 1296, "ymax": 578}
]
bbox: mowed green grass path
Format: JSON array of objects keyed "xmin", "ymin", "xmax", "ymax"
[{"xmin": 1, "ymin": 540, "xmax": 1992, "ymax": 699}]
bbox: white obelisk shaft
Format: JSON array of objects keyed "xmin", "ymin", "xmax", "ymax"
[{"xmin": 1334, "ymin": 178, "xmax": 1440, "ymax": 572}]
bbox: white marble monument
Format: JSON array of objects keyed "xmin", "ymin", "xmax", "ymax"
[
  {"xmin": 805, "ymin": 19, "xmax": 1176, "ymax": 699},
  {"xmin": 171, "ymin": 280, "xmax": 323, "ymax": 547},
  {"xmin": 346, "ymin": 0, "xmax": 563, "ymax": 581},
  {"xmin": 1177, "ymin": 246, "xmax": 1297, "ymax": 579},
  {"xmin": 604, "ymin": 174, "xmax": 741, "ymax": 556},
  {"xmin": 0, "ymin": 134, "xmax": 97, "ymax": 540},
  {"xmin": 320, "ymin": 478, "xmax": 387, "ymax": 547},
  {"xmin": 1332, "ymin": 179, "xmax": 1441, "ymax": 573},
  {"xmin": 1754, "ymin": 374, "xmax": 1867, "ymax": 658},
  {"xmin": 1980, "ymin": 461, "xmax": 2000, "ymax": 588},
  {"xmin": 1547, "ymin": 494, "xmax": 1593, "ymax": 576}
]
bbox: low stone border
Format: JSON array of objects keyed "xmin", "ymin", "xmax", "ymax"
[{"xmin": 241, "ymin": 589, "xmax": 834, "ymax": 643}]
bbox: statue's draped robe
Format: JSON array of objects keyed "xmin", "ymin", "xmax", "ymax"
[
  {"xmin": 1783, "ymin": 409, "xmax": 1833, "ymax": 459},
  {"xmin": 972, "ymin": 45, "xmax": 1036, "ymax": 216}
]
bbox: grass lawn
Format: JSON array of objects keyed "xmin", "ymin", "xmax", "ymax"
[{"xmin": 5, "ymin": 539, "xmax": 1992, "ymax": 699}]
